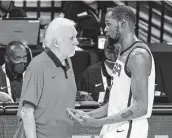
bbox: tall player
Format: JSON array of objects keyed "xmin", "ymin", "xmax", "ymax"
[{"xmin": 67, "ymin": 5, "xmax": 155, "ymax": 138}]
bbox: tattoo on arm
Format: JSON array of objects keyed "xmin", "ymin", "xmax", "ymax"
[{"xmin": 121, "ymin": 110, "xmax": 133, "ymax": 119}]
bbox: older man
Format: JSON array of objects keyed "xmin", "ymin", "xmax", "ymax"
[{"xmin": 15, "ymin": 18, "xmax": 79, "ymax": 138}]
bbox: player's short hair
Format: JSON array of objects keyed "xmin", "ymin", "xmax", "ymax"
[{"xmin": 108, "ymin": 5, "xmax": 136, "ymax": 25}]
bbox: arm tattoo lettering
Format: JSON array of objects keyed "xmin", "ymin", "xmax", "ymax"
[{"xmin": 121, "ymin": 110, "xmax": 133, "ymax": 119}]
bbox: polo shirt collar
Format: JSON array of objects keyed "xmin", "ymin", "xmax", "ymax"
[{"xmin": 44, "ymin": 47, "xmax": 70, "ymax": 79}]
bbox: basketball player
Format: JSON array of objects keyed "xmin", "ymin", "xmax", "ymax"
[{"xmin": 67, "ymin": 5, "xmax": 155, "ymax": 138}]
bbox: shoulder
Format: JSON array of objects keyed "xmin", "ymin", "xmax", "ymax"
[
  {"xmin": 129, "ymin": 47, "xmax": 151, "ymax": 63},
  {"xmin": 127, "ymin": 47, "xmax": 152, "ymax": 75},
  {"xmin": 27, "ymin": 52, "xmax": 49, "ymax": 72}
]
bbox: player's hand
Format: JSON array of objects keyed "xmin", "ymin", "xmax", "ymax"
[
  {"xmin": 66, "ymin": 108, "xmax": 87, "ymax": 122},
  {"xmin": 79, "ymin": 115, "xmax": 104, "ymax": 127},
  {"xmin": 67, "ymin": 108, "xmax": 104, "ymax": 127}
]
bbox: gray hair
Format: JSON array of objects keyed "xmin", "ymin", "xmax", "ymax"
[{"xmin": 44, "ymin": 17, "xmax": 75, "ymax": 48}]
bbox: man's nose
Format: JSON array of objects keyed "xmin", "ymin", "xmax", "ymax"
[
  {"xmin": 74, "ymin": 38, "xmax": 79, "ymax": 45},
  {"xmin": 104, "ymin": 26, "xmax": 107, "ymax": 32}
]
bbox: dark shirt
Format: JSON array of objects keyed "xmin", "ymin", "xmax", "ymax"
[
  {"xmin": 5, "ymin": 65, "xmax": 23, "ymax": 101},
  {"xmin": 78, "ymin": 61, "xmax": 111, "ymax": 102},
  {"xmin": 61, "ymin": 1, "xmax": 117, "ymax": 42},
  {"xmin": 0, "ymin": 65, "xmax": 23, "ymax": 102},
  {"xmin": 62, "ymin": 1, "xmax": 100, "ymax": 41}
]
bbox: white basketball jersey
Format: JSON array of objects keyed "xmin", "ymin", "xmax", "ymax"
[{"xmin": 100, "ymin": 42, "xmax": 155, "ymax": 138}]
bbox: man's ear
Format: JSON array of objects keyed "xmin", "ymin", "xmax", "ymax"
[
  {"xmin": 120, "ymin": 19, "xmax": 127, "ymax": 28},
  {"xmin": 52, "ymin": 38, "xmax": 60, "ymax": 48}
]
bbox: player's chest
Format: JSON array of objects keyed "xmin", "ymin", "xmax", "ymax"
[{"xmin": 112, "ymin": 55, "xmax": 128, "ymax": 77}]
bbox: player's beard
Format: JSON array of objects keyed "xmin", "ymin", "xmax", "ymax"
[
  {"xmin": 104, "ymin": 60, "xmax": 115, "ymax": 70},
  {"xmin": 109, "ymin": 26, "xmax": 120, "ymax": 45}
]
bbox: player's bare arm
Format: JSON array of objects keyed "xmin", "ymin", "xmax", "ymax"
[
  {"xmin": 21, "ymin": 104, "xmax": 37, "ymax": 138},
  {"xmin": 87, "ymin": 103, "xmax": 108, "ymax": 119},
  {"xmin": 101, "ymin": 48, "xmax": 152, "ymax": 124},
  {"xmin": 67, "ymin": 103, "xmax": 108, "ymax": 121}
]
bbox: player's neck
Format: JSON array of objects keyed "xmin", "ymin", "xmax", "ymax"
[{"xmin": 120, "ymin": 33, "xmax": 138, "ymax": 51}]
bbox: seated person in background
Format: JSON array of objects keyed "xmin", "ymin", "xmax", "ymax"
[
  {"xmin": 61, "ymin": 1, "xmax": 124, "ymax": 44},
  {"xmin": 77, "ymin": 38, "xmax": 121, "ymax": 103},
  {"xmin": 0, "ymin": 41, "xmax": 32, "ymax": 102},
  {"xmin": 0, "ymin": 0, "xmax": 27, "ymax": 18},
  {"xmin": 61, "ymin": 1, "xmax": 102, "ymax": 43}
]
